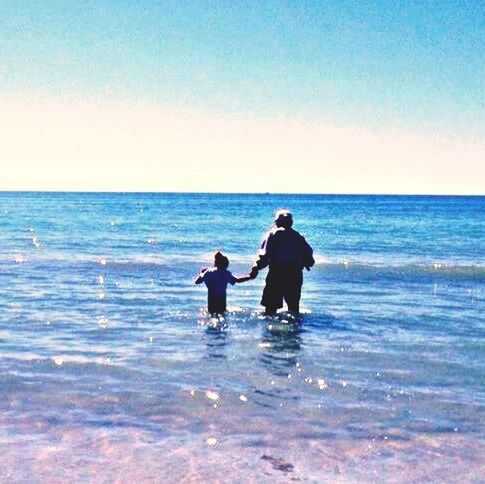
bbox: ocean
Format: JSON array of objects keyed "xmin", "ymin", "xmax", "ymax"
[{"xmin": 0, "ymin": 192, "xmax": 483, "ymax": 482}]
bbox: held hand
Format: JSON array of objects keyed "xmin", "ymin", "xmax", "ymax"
[{"xmin": 249, "ymin": 266, "xmax": 259, "ymax": 279}]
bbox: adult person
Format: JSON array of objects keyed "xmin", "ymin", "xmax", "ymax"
[{"xmin": 249, "ymin": 209, "xmax": 314, "ymax": 315}]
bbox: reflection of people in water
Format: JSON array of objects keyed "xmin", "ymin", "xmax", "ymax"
[
  {"xmin": 204, "ymin": 323, "xmax": 229, "ymax": 360},
  {"xmin": 250, "ymin": 209, "xmax": 314, "ymax": 315},
  {"xmin": 195, "ymin": 251, "xmax": 252, "ymax": 314},
  {"xmin": 259, "ymin": 320, "xmax": 303, "ymax": 376}
]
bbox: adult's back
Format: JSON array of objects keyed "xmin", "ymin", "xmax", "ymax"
[
  {"xmin": 251, "ymin": 209, "xmax": 314, "ymax": 314},
  {"xmin": 263, "ymin": 226, "xmax": 314, "ymax": 270}
]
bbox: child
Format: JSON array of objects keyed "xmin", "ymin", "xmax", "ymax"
[{"xmin": 195, "ymin": 251, "xmax": 251, "ymax": 314}]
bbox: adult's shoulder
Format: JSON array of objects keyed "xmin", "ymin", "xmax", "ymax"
[
  {"xmin": 263, "ymin": 226, "xmax": 281, "ymax": 240},
  {"xmin": 294, "ymin": 227, "xmax": 309, "ymax": 238},
  {"xmin": 292, "ymin": 228, "xmax": 312, "ymax": 246},
  {"xmin": 270, "ymin": 227, "xmax": 284, "ymax": 235},
  {"xmin": 288, "ymin": 227, "xmax": 304, "ymax": 238},
  {"xmin": 270, "ymin": 227, "xmax": 287, "ymax": 236}
]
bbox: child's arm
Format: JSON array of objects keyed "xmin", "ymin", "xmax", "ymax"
[
  {"xmin": 233, "ymin": 274, "xmax": 252, "ymax": 283},
  {"xmin": 194, "ymin": 267, "xmax": 208, "ymax": 284}
]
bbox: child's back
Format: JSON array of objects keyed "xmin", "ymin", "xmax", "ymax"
[
  {"xmin": 195, "ymin": 251, "xmax": 251, "ymax": 314},
  {"xmin": 198, "ymin": 266, "xmax": 237, "ymax": 313}
]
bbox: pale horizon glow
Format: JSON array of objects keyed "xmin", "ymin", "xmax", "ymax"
[
  {"xmin": 1, "ymin": 2, "xmax": 484, "ymax": 195},
  {"xmin": 1, "ymin": 93, "xmax": 483, "ymax": 195}
]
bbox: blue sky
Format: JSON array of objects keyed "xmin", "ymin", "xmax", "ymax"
[{"xmin": 1, "ymin": 0, "xmax": 484, "ymax": 193}]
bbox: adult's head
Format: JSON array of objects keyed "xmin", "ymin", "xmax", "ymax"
[{"xmin": 274, "ymin": 209, "xmax": 293, "ymax": 229}]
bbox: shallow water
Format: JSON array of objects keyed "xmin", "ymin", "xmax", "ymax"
[{"xmin": 0, "ymin": 192, "xmax": 483, "ymax": 482}]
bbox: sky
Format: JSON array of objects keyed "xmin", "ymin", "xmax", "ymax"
[{"xmin": 0, "ymin": 0, "xmax": 484, "ymax": 194}]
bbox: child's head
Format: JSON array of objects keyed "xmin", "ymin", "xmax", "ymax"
[{"xmin": 214, "ymin": 251, "xmax": 229, "ymax": 269}]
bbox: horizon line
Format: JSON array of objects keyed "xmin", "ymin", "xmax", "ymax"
[{"xmin": 1, "ymin": 190, "xmax": 483, "ymax": 197}]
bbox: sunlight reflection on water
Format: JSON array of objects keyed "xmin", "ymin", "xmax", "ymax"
[{"xmin": 0, "ymin": 192, "xmax": 483, "ymax": 481}]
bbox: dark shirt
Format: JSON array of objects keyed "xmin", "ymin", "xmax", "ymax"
[
  {"xmin": 255, "ymin": 227, "xmax": 314, "ymax": 271},
  {"xmin": 196, "ymin": 267, "xmax": 238, "ymax": 313},
  {"xmin": 196, "ymin": 267, "xmax": 237, "ymax": 297}
]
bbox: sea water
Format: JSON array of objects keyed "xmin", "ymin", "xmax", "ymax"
[{"xmin": 0, "ymin": 192, "xmax": 483, "ymax": 482}]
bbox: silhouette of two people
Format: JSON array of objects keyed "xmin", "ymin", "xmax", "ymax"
[{"xmin": 196, "ymin": 209, "xmax": 314, "ymax": 316}]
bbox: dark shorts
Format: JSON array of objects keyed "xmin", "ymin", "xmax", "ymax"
[
  {"xmin": 208, "ymin": 293, "xmax": 227, "ymax": 314},
  {"xmin": 261, "ymin": 266, "xmax": 303, "ymax": 312}
]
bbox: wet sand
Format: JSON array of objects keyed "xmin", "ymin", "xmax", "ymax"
[{"xmin": 1, "ymin": 411, "xmax": 483, "ymax": 483}]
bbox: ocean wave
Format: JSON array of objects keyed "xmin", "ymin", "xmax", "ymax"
[
  {"xmin": 315, "ymin": 261, "xmax": 485, "ymax": 282},
  {"xmin": 2, "ymin": 250, "xmax": 483, "ymax": 283},
  {"xmin": 0, "ymin": 250, "xmax": 256, "ymax": 268}
]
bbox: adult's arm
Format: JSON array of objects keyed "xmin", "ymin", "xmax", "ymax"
[
  {"xmin": 302, "ymin": 236, "xmax": 315, "ymax": 270},
  {"xmin": 253, "ymin": 231, "xmax": 274, "ymax": 270}
]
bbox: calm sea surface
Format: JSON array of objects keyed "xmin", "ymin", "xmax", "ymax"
[{"xmin": 0, "ymin": 192, "xmax": 483, "ymax": 482}]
